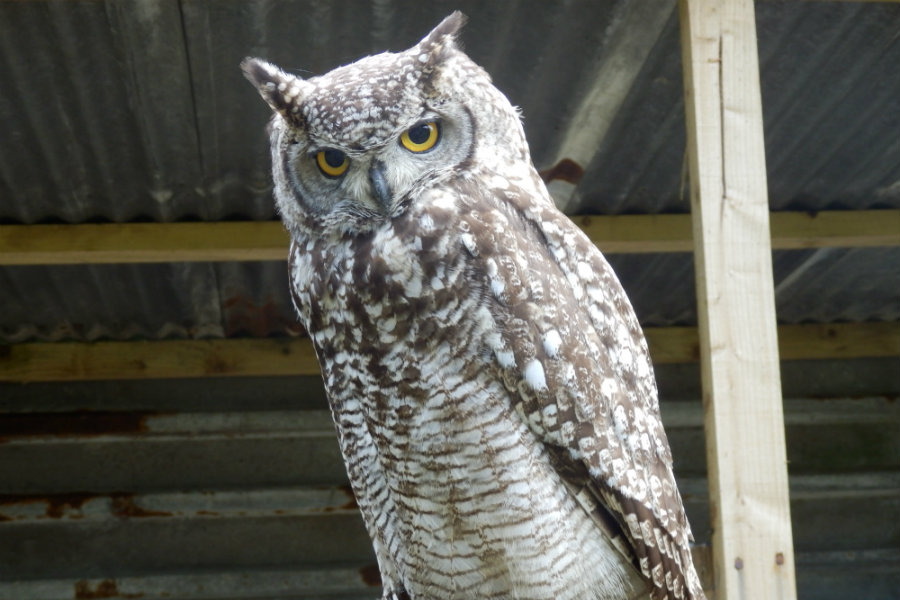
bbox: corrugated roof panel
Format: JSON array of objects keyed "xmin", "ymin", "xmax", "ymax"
[
  {"xmin": 569, "ymin": 1, "xmax": 900, "ymax": 214},
  {"xmin": 773, "ymin": 247, "xmax": 900, "ymax": 324},
  {"xmin": 0, "ymin": 1, "xmax": 210, "ymax": 223},
  {"xmin": 2, "ymin": 246, "xmax": 896, "ymax": 344},
  {"xmin": 756, "ymin": 1, "xmax": 900, "ymax": 210},
  {"xmin": 0, "ymin": 261, "xmax": 299, "ymax": 343}
]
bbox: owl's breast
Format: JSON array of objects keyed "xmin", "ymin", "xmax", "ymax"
[
  {"xmin": 285, "ymin": 197, "xmax": 646, "ymax": 598},
  {"xmin": 330, "ymin": 346, "xmax": 643, "ymax": 599},
  {"xmin": 289, "ymin": 193, "xmax": 480, "ymax": 371}
]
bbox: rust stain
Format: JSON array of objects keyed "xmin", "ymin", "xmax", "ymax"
[
  {"xmin": 74, "ymin": 579, "xmax": 143, "ymax": 599},
  {"xmin": 338, "ymin": 483, "xmax": 359, "ymax": 510},
  {"xmin": 0, "ymin": 411, "xmax": 157, "ymax": 439},
  {"xmin": 538, "ymin": 158, "xmax": 585, "ymax": 185},
  {"xmin": 110, "ymin": 494, "xmax": 171, "ymax": 519},
  {"xmin": 320, "ymin": 484, "xmax": 360, "ymax": 513},
  {"xmin": 0, "ymin": 492, "xmax": 99, "ymax": 519},
  {"xmin": 359, "ymin": 564, "xmax": 382, "ymax": 587},
  {"xmin": 223, "ymin": 294, "xmax": 303, "ymax": 338},
  {"xmin": 0, "ymin": 492, "xmax": 171, "ymax": 521}
]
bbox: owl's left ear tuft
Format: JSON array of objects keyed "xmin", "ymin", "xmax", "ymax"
[{"xmin": 241, "ymin": 57, "xmax": 308, "ymax": 127}]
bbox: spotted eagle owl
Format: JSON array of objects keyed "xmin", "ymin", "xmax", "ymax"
[{"xmin": 242, "ymin": 12, "xmax": 705, "ymax": 600}]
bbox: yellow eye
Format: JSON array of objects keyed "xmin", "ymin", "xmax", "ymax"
[
  {"xmin": 400, "ymin": 121, "xmax": 440, "ymax": 153},
  {"xmin": 316, "ymin": 149, "xmax": 349, "ymax": 178}
]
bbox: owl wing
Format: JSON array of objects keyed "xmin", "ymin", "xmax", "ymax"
[{"xmin": 456, "ymin": 175, "xmax": 705, "ymax": 600}]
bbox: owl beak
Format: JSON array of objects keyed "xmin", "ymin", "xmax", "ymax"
[{"xmin": 369, "ymin": 160, "xmax": 392, "ymax": 211}]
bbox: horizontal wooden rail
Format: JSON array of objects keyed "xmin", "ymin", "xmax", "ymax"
[
  {"xmin": 1, "ymin": 210, "xmax": 896, "ymax": 265},
  {"xmin": 1, "ymin": 322, "xmax": 895, "ymax": 382},
  {"xmin": 0, "ymin": 222, "xmax": 290, "ymax": 265}
]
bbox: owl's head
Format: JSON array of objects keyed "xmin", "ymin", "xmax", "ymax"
[{"xmin": 242, "ymin": 11, "xmax": 526, "ymax": 238}]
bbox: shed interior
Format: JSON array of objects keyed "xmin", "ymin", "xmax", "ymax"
[{"xmin": 0, "ymin": 1, "xmax": 898, "ymax": 599}]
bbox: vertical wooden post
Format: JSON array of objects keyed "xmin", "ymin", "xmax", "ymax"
[{"xmin": 679, "ymin": 1, "xmax": 797, "ymax": 599}]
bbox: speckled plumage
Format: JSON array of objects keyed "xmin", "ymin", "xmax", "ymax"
[{"xmin": 243, "ymin": 12, "xmax": 705, "ymax": 600}]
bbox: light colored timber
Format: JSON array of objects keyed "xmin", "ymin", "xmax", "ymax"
[
  {"xmin": 0, "ymin": 338, "xmax": 320, "ymax": 382},
  {"xmin": 0, "ymin": 210, "xmax": 896, "ymax": 265},
  {"xmin": 645, "ymin": 322, "xmax": 899, "ymax": 364},
  {"xmin": 680, "ymin": 0, "xmax": 797, "ymax": 598},
  {"xmin": 0, "ymin": 221, "xmax": 290, "ymax": 265},
  {"xmin": 1, "ymin": 323, "xmax": 895, "ymax": 382},
  {"xmin": 768, "ymin": 210, "xmax": 899, "ymax": 249}
]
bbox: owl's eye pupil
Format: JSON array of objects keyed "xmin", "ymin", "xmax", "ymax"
[
  {"xmin": 316, "ymin": 148, "xmax": 350, "ymax": 178},
  {"xmin": 400, "ymin": 121, "xmax": 440, "ymax": 153},
  {"xmin": 408, "ymin": 124, "xmax": 432, "ymax": 145},
  {"xmin": 322, "ymin": 149, "xmax": 346, "ymax": 168}
]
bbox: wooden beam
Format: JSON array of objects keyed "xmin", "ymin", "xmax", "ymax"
[
  {"xmin": 647, "ymin": 322, "xmax": 900, "ymax": 364},
  {"xmin": 680, "ymin": 0, "xmax": 797, "ymax": 599},
  {"xmin": 575, "ymin": 214, "xmax": 695, "ymax": 253},
  {"xmin": 768, "ymin": 210, "xmax": 900, "ymax": 250},
  {"xmin": 0, "ymin": 338, "xmax": 320, "ymax": 382},
  {"xmin": 777, "ymin": 322, "xmax": 900, "ymax": 360},
  {"xmin": 0, "ymin": 210, "xmax": 896, "ymax": 265},
  {"xmin": 0, "ymin": 222, "xmax": 290, "ymax": 265},
  {"xmin": 1, "ymin": 323, "xmax": 895, "ymax": 382}
]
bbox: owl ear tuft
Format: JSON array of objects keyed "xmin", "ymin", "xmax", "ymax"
[
  {"xmin": 241, "ymin": 57, "xmax": 307, "ymax": 127},
  {"xmin": 420, "ymin": 11, "xmax": 467, "ymax": 51},
  {"xmin": 416, "ymin": 12, "xmax": 467, "ymax": 93}
]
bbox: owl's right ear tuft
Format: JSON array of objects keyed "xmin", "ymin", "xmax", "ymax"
[
  {"xmin": 241, "ymin": 57, "xmax": 307, "ymax": 127},
  {"xmin": 416, "ymin": 12, "xmax": 467, "ymax": 96}
]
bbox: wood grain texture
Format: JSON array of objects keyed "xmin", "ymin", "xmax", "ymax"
[
  {"xmin": 1, "ymin": 210, "xmax": 895, "ymax": 264},
  {"xmin": 0, "ymin": 338, "xmax": 319, "ymax": 382},
  {"xmin": 0, "ymin": 222, "xmax": 289, "ymax": 264},
  {"xmin": 680, "ymin": 0, "xmax": 798, "ymax": 598}
]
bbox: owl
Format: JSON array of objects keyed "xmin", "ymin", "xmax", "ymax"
[{"xmin": 242, "ymin": 12, "xmax": 705, "ymax": 600}]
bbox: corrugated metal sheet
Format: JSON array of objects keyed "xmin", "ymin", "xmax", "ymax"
[
  {"xmin": 1, "ymin": 1, "xmax": 899, "ymax": 599},
  {"xmin": 2, "ymin": 247, "xmax": 896, "ymax": 343},
  {"xmin": 0, "ymin": 261, "xmax": 300, "ymax": 343}
]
